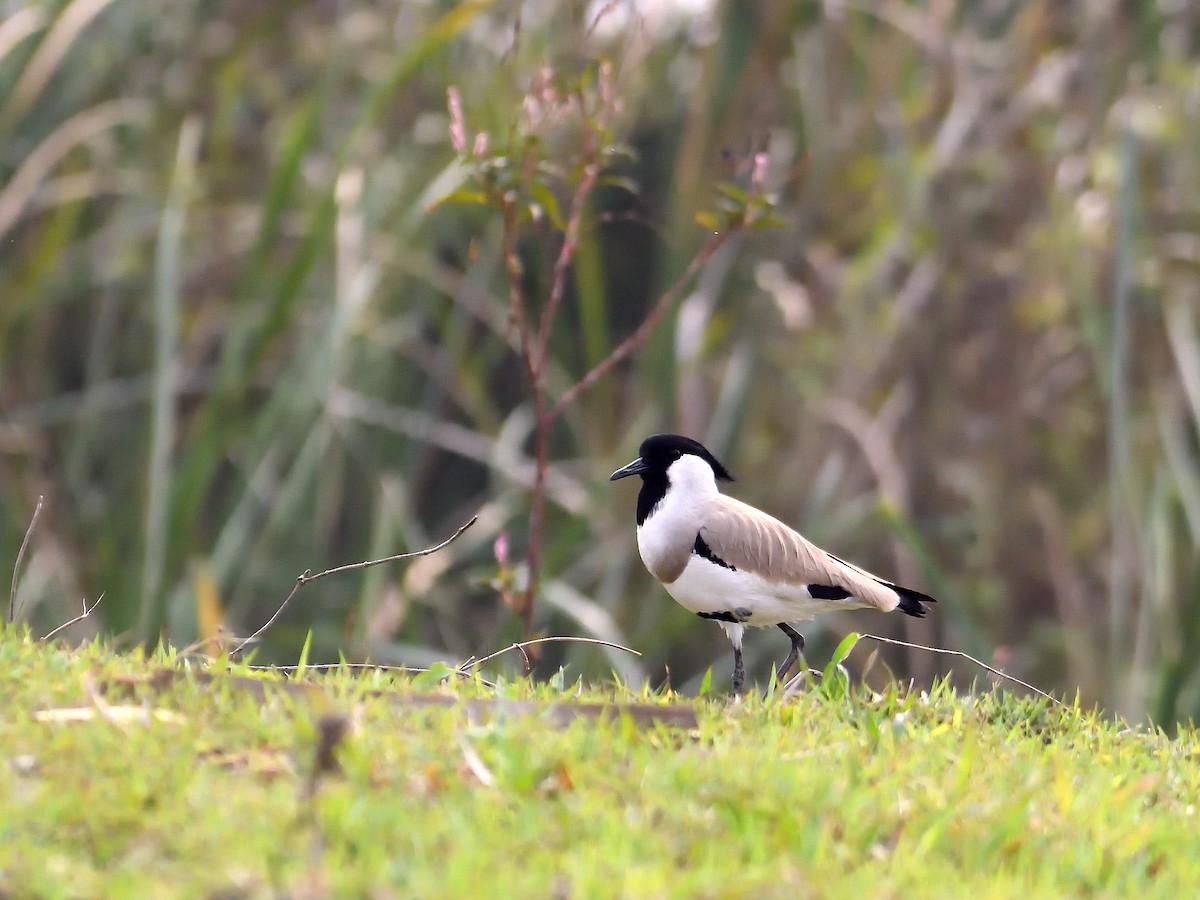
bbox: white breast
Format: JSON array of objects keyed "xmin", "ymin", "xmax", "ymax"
[{"xmin": 634, "ymin": 456, "xmax": 714, "ymax": 582}]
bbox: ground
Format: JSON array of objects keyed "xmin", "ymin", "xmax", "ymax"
[{"xmin": 1, "ymin": 627, "xmax": 1196, "ymax": 897}]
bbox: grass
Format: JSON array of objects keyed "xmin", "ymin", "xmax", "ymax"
[{"xmin": 2, "ymin": 626, "xmax": 1197, "ymax": 897}]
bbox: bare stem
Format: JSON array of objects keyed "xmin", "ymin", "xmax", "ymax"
[
  {"xmin": 228, "ymin": 515, "xmax": 478, "ymax": 658},
  {"xmin": 502, "ymin": 144, "xmax": 604, "ymax": 641},
  {"xmin": 498, "ymin": 188, "xmax": 546, "ymax": 640},
  {"xmin": 547, "ymin": 229, "xmax": 732, "ymax": 423},
  {"xmin": 537, "ymin": 159, "xmax": 600, "ymax": 371},
  {"xmin": 523, "ymin": 380, "xmax": 547, "ymax": 639},
  {"xmin": 9, "ymin": 494, "xmax": 44, "ymax": 623},
  {"xmin": 518, "ymin": 228, "xmax": 733, "ymax": 635},
  {"xmin": 500, "ymin": 196, "xmax": 537, "ymax": 383}
]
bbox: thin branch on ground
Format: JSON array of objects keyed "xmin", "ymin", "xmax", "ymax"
[
  {"xmin": 228, "ymin": 514, "xmax": 478, "ymax": 658},
  {"xmin": 9, "ymin": 494, "xmax": 43, "ymax": 623},
  {"xmin": 857, "ymin": 633, "xmax": 1062, "ymax": 707},
  {"xmin": 458, "ymin": 635, "xmax": 641, "ymax": 672},
  {"xmin": 41, "ymin": 593, "xmax": 103, "ymax": 643}
]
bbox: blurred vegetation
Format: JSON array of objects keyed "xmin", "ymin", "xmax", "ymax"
[{"xmin": 3, "ymin": 0, "xmax": 1200, "ymax": 724}]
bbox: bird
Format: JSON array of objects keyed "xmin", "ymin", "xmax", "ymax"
[{"xmin": 610, "ymin": 433, "xmax": 936, "ymax": 695}]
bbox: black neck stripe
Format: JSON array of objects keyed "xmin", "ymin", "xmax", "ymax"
[{"xmin": 635, "ymin": 470, "xmax": 669, "ymax": 526}]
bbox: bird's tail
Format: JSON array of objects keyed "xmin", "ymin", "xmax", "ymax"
[{"xmin": 892, "ymin": 584, "xmax": 937, "ymax": 618}]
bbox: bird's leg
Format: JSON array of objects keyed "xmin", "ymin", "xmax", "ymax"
[
  {"xmin": 731, "ymin": 646, "xmax": 745, "ymax": 697},
  {"xmin": 775, "ymin": 623, "xmax": 805, "ymax": 685}
]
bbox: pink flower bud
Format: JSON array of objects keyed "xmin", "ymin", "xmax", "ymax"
[
  {"xmin": 523, "ymin": 95, "xmax": 541, "ymax": 129},
  {"xmin": 447, "ymin": 86, "xmax": 466, "ymax": 154},
  {"xmin": 598, "ymin": 60, "xmax": 614, "ymax": 107},
  {"xmin": 493, "ymin": 531, "xmax": 509, "ymax": 565},
  {"xmin": 752, "ymin": 152, "xmax": 768, "ymax": 189}
]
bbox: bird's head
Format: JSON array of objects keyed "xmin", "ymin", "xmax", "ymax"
[{"xmin": 609, "ymin": 433, "xmax": 735, "ymax": 486}]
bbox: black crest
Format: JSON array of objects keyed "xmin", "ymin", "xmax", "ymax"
[{"xmin": 636, "ymin": 434, "xmax": 734, "ymax": 482}]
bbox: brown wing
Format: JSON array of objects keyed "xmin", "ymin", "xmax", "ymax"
[{"xmin": 700, "ymin": 495, "xmax": 902, "ymax": 612}]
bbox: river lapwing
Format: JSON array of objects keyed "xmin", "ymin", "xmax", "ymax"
[{"xmin": 611, "ymin": 433, "xmax": 936, "ymax": 694}]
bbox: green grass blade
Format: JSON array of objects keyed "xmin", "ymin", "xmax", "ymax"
[
  {"xmin": 828, "ymin": 631, "xmax": 860, "ymax": 669},
  {"xmin": 296, "ymin": 628, "xmax": 313, "ymax": 676}
]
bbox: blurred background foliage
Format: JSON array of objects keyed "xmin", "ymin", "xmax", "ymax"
[{"xmin": 3, "ymin": 0, "xmax": 1200, "ymax": 725}]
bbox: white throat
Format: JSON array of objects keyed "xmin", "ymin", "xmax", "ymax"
[
  {"xmin": 636, "ymin": 455, "xmax": 720, "ymax": 581},
  {"xmin": 663, "ymin": 454, "xmax": 720, "ymax": 500}
]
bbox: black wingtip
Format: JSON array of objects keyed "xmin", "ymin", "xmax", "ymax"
[{"xmin": 893, "ymin": 585, "xmax": 937, "ymax": 618}]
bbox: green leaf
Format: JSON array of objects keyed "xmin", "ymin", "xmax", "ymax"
[
  {"xmin": 698, "ymin": 667, "xmax": 713, "ymax": 697},
  {"xmin": 599, "ymin": 174, "xmax": 639, "ymax": 195},
  {"xmin": 604, "ymin": 143, "xmax": 639, "ymax": 162},
  {"xmin": 694, "ymin": 211, "xmax": 721, "ymax": 231},
  {"xmin": 715, "ymin": 183, "xmax": 749, "ymax": 204},
  {"xmin": 296, "ymin": 629, "xmax": 314, "ymax": 676},
  {"xmin": 829, "ymin": 632, "xmax": 861, "ymax": 669},
  {"xmin": 864, "ymin": 708, "xmax": 881, "ymax": 742},
  {"xmin": 429, "ymin": 188, "xmax": 491, "ymax": 210},
  {"xmin": 528, "ymin": 181, "xmax": 565, "ymax": 230},
  {"xmin": 750, "ymin": 212, "xmax": 788, "ymax": 231},
  {"xmin": 764, "ymin": 667, "xmax": 779, "ymax": 699},
  {"xmin": 412, "ymin": 662, "xmax": 455, "ymax": 689}
]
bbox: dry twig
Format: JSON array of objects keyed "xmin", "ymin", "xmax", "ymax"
[
  {"xmin": 41, "ymin": 593, "xmax": 103, "ymax": 642},
  {"xmin": 458, "ymin": 635, "xmax": 641, "ymax": 672},
  {"xmin": 857, "ymin": 633, "xmax": 1062, "ymax": 707},
  {"xmin": 457, "ymin": 735, "xmax": 496, "ymax": 787},
  {"xmin": 9, "ymin": 494, "xmax": 43, "ymax": 622},
  {"xmin": 228, "ymin": 515, "xmax": 478, "ymax": 658}
]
